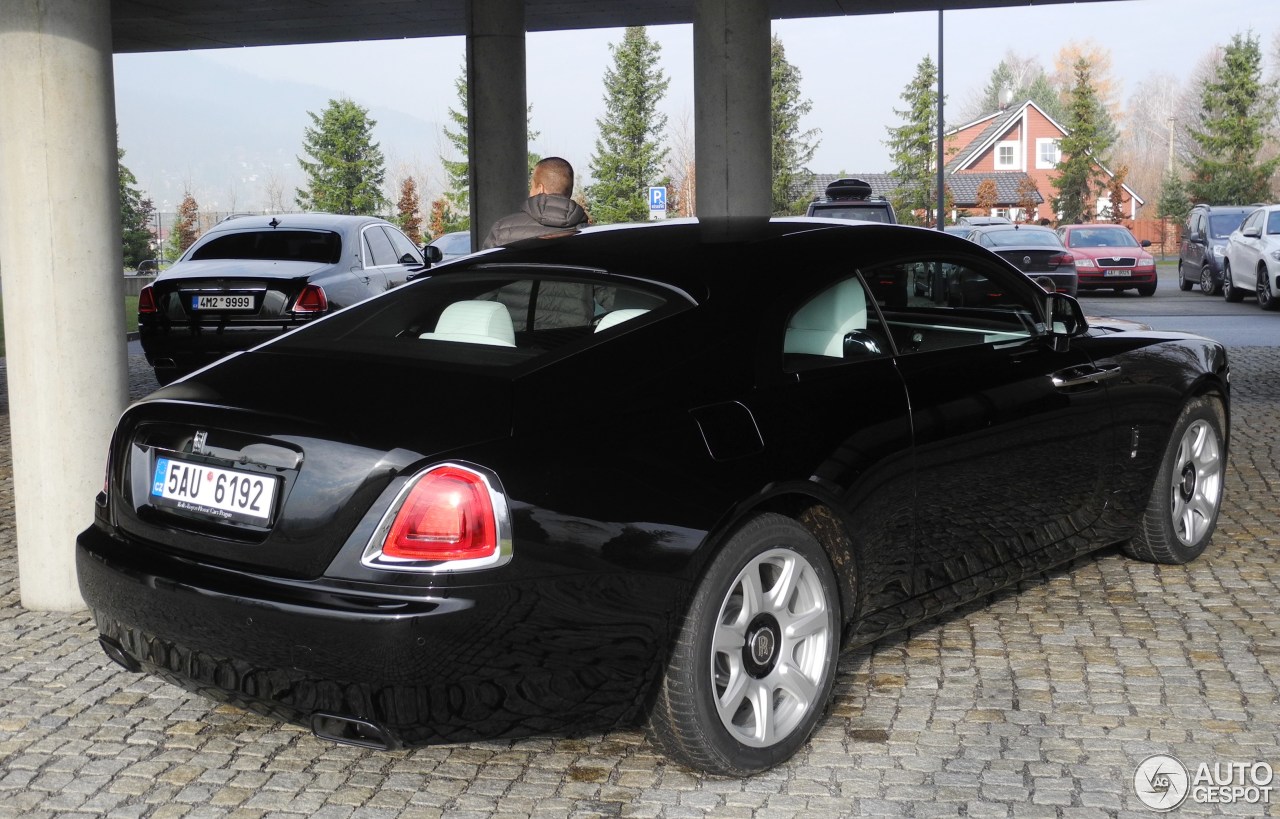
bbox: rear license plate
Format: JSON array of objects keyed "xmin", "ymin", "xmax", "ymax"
[
  {"xmin": 191, "ymin": 294, "xmax": 255, "ymax": 311},
  {"xmin": 1102, "ymin": 270, "xmax": 1132, "ymax": 277},
  {"xmin": 150, "ymin": 456, "xmax": 278, "ymax": 525}
]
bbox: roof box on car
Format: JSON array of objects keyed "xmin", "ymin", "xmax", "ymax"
[{"xmin": 824, "ymin": 178, "xmax": 874, "ymax": 201}]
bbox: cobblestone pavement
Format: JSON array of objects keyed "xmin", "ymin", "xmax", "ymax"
[{"xmin": 1, "ymin": 352, "xmax": 1277, "ymax": 818}]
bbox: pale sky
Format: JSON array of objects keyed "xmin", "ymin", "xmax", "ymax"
[{"xmin": 113, "ymin": 0, "xmax": 1280, "ymax": 211}]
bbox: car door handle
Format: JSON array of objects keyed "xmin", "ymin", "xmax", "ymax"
[{"xmin": 1051, "ymin": 364, "xmax": 1121, "ymax": 390}]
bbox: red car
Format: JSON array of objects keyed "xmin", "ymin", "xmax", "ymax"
[{"xmin": 1056, "ymin": 224, "xmax": 1157, "ymax": 296}]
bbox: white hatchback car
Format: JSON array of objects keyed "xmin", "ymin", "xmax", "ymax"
[{"xmin": 1223, "ymin": 204, "xmax": 1280, "ymax": 309}]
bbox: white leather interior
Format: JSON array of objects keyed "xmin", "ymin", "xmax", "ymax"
[
  {"xmin": 784, "ymin": 279, "xmax": 867, "ymax": 357},
  {"xmin": 594, "ymin": 308, "xmax": 650, "ymax": 333},
  {"xmin": 419, "ymin": 300, "xmax": 516, "ymax": 347}
]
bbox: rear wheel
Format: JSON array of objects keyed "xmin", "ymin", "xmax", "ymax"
[
  {"xmin": 1123, "ymin": 396, "xmax": 1225, "ymax": 565},
  {"xmin": 1178, "ymin": 263, "xmax": 1194, "ymax": 291},
  {"xmin": 648, "ymin": 513, "xmax": 841, "ymax": 775},
  {"xmin": 1200, "ymin": 266, "xmax": 1221, "ymax": 296},
  {"xmin": 1257, "ymin": 268, "xmax": 1279, "ymax": 311},
  {"xmin": 1223, "ymin": 261, "xmax": 1244, "ymax": 302}
]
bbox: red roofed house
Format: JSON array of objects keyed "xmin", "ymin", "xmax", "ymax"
[{"xmin": 945, "ymin": 99, "xmax": 1143, "ymax": 224}]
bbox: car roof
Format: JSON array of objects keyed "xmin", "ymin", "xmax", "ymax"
[
  {"xmin": 204, "ymin": 213, "xmax": 390, "ymax": 235},
  {"xmin": 433, "ymin": 217, "xmax": 979, "ymax": 299}
]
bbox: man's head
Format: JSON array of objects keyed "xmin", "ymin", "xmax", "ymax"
[{"xmin": 530, "ymin": 157, "xmax": 574, "ymax": 198}]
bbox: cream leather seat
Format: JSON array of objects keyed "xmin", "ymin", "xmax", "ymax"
[
  {"xmin": 784, "ymin": 279, "xmax": 867, "ymax": 358},
  {"xmin": 419, "ymin": 300, "xmax": 516, "ymax": 347}
]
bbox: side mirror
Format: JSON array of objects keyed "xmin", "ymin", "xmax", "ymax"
[
  {"xmin": 843, "ymin": 330, "xmax": 883, "ymax": 359},
  {"xmin": 1244, "ymin": 227, "xmax": 1262, "ymax": 239},
  {"xmin": 422, "ymin": 244, "xmax": 443, "ymax": 265},
  {"xmin": 1140, "ymin": 239, "xmax": 1152, "ymax": 248},
  {"xmin": 1043, "ymin": 291, "xmax": 1088, "ymax": 352}
]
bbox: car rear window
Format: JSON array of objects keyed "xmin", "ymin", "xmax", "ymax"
[
  {"xmin": 811, "ymin": 205, "xmax": 892, "ymax": 223},
  {"xmin": 271, "ymin": 268, "xmax": 686, "ymax": 371},
  {"xmin": 189, "ymin": 230, "xmax": 342, "ymax": 263},
  {"xmin": 984, "ymin": 229, "xmax": 1062, "ymax": 248}
]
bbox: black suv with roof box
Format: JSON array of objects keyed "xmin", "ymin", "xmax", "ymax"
[{"xmin": 806, "ymin": 178, "xmax": 896, "ymax": 224}]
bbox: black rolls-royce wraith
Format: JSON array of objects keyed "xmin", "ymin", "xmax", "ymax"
[{"xmin": 79, "ymin": 218, "xmax": 1229, "ymax": 775}]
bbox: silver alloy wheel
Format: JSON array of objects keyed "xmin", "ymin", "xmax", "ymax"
[
  {"xmin": 1169, "ymin": 418, "xmax": 1223, "ymax": 547},
  {"xmin": 710, "ymin": 547, "xmax": 833, "ymax": 748},
  {"xmin": 1200, "ymin": 267, "xmax": 1213, "ymax": 294}
]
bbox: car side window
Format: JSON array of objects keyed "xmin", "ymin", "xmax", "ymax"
[
  {"xmin": 783, "ymin": 275, "xmax": 889, "ymax": 372},
  {"xmin": 1242, "ymin": 210, "xmax": 1263, "ymax": 236},
  {"xmin": 363, "ymin": 226, "xmax": 398, "ymax": 267},
  {"xmin": 1267, "ymin": 211, "xmax": 1280, "ymax": 235},
  {"xmin": 864, "ymin": 257, "xmax": 1036, "ymax": 354},
  {"xmin": 382, "ymin": 226, "xmax": 424, "ymax": 264}
]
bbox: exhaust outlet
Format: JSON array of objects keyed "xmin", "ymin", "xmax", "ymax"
[
  {"xmin": 98, "ymin": 635, "xmax": 142, "ymax": 673},
  {"xmin": 310, "ymin": 712, "xmax": 397, "ymax": 751}
]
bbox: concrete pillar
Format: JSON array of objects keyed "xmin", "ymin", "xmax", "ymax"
[
  {"xmin": 693, "ymin": 0, "xmax": 771, "ymax": 223},
  {"xmin": 0, "ymin": 0, "xmax": 129, "ymax": 610},
  {"xmin": 466, "ymin": 0, "xmax": 528, "ymax": 247}
]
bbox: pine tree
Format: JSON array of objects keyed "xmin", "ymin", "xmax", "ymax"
[
  {"xmin": 1051, "ymin": 59, "xmax": 1112, "ymax": 225},
  {"xmin": 395, "ymin": 177, "xmax": 423, "ymax": 243},
  {"xmin": 295, "ymin": 98, "xmax": 388, "ymax": 215},
  {"xmin": 166, "ymin": 192, "xmax": 199, "ymax": 260},
  {"xmin": 118, "ymin": 147, "xmax": 155, "ymax": 267},
  {"xmin": 771, "ymin": 35, "xmax": 820, "ymax": 216},
  {"xmin": 588, "ymin": 27, "xmax": 670, "ymax": 224},
  {"xmin": 1187, "ymin": 33, "xmax": 1279, "ymax": 204},
  {"xmin": 1156, "ymin": 170, "xmax": 1192, "ymax": 227},
  {"xmin": 885, "ymin": 55, "xmax": 939, "ymax": 226},
  {"xmin": 440, "ymin": 65, "xmax": 543, "ymax": 233},
  {"xmin": 440, "ymin": 68, "xmax": 470, "ymax": 230}
]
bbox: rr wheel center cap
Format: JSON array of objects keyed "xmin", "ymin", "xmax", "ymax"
[
  {"xmin": 1181, "ymin": 463, "xmax": 1197, "ymax": 501},
  {"xmin": 743, "ymin": 614, "xmax": 781, "ymax": 677}
]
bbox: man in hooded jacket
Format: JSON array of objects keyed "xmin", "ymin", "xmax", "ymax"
[{"xmin": 482, "ymin": 157, "xmax": 588, "ymax": 249}]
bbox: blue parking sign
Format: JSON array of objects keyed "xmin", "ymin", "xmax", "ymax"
[{"xmin": 648, "ymin": 186, "xmax": 667, "ymax": 211}]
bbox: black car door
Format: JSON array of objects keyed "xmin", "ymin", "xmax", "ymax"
[
  {"xmin": 751, "ymin": 272, "xmax": 916, "ymax": 624},
  {"xmin": 872, "ymin": 255, "xmax": 1114, "ymax": 609}
]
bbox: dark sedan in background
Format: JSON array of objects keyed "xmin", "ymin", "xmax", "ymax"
[
  {"xmin": 965, "ymin": 224, "xmax": 1079, "ymax": 296},
  {"xmin": 139, "ymin": 213, "xmax": 436, "ymax": 384},
  {"xmin": 81, "ymin": 219, "xmax": 1229, "ymax": 776}
]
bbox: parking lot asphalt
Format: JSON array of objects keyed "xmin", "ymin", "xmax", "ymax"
[{"xmin": 1, "ymin": 351, "xmax": 1278, "ymax": 818}]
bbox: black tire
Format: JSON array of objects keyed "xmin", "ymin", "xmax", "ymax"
[
  {"xmin": 1136, "ymin": 283, "xmax": 1156, "ymax": 297},
  {"xmin": 1223, "ymin": 261, "xmax": 1244, "ymax": 302},
  {"xmin": 1123, "ymin": 396, "xmax": 1225, "ymax": 564},
  {"xmin": 1178, "ymin": 263, "xmax": 1194, "ymax": 291},
  {"xmin": 1258, "ymin": 268, "xmax": 1279, "ymax": 311},
  {"xmin": 648, "ymin": 513, "xmax": 841, "ymax": 776},
  {"xmin": 1200, "ymin": 266, "xmax": 1220, "ymax": 296}
]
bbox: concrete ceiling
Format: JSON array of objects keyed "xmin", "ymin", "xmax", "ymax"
[{"xmin": 111, "ymin": 0, "xmax": 1110, "ymax": 53}]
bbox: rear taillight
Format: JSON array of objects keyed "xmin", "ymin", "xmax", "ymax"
[
  {"xmin": 1047, "ymin": 253, "xmax": 1074, "ymax": 267},
  {"xmin": 364, "ymin": 464, "xmax": 511, "ymax": 571},
  {"xmin": 292, "ymin": 284, "xmax": 329, "ymax": 314},
  {"xmin": 138, "ymin": 285, "xmax": 158, "ymax": 314}
]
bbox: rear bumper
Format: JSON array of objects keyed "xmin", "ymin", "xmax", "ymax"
[
  {"xmin": 76, "ymin": 524, "xmax": 671, "ymax": 745},
  {"xmin": 139, "ymin": 322, "xmax": 306, "ymax": 373},
  {"xmin": 1077, "ymin": 269, "xmax": 1157, "ymax": 289}
]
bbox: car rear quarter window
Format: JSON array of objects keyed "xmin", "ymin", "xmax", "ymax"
[
  {"xmin": 189, "ymin": 230, "xmax": 342, "ymax": 263},
  {"xmin": 363, "ymin": 226, "xmax": 399, "ymax": 267},
  {"xmin": 271, "ymin": 268, "xmax": 685, "ymax": 371}
]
